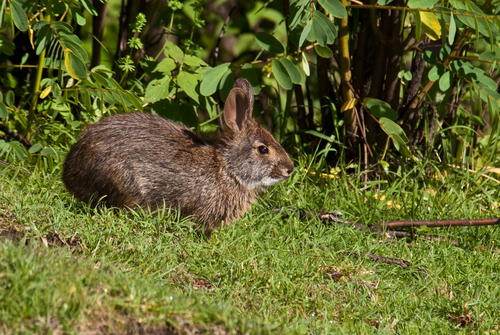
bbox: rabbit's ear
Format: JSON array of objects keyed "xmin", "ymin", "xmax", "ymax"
[
  {"xmin": 224, "ymin": 87, "xmax": 250, "ymax": 132},
  {"xmin": 233, "ymin": 78, "xmax": 254, "ymax": 110}
]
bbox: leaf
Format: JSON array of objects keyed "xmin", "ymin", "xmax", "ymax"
[
  {"xmin": 414, "ymin": 9, "xmax": 422, "ymax": 41},
  {"xmin": 29, "ymin": 143, "xmax": 43, "ymax": 154},
  {"xmin": 154, "ymin": 58, "xmax": 177, "ymax": 74},
  {"xmin": 34, "ymin": 23, "xmax": 53, "ymax": 55},
  {"xmin": 279, "ymin": 58, "xmax": 302, "ymax": 84},
  {"xmin": 219, "ymin": 70, "xmax": 235, "ymax": 102},
  {"xmin": 428, "ymin": 65, "xmax": 446, "ymax": 81},
  {"xmin": 200, "ymin": 63, "xmax": 230, "ymax": 96},
  {"xmin": 40, "ymin": 86, "xmax": 52, "ymax": 99},
  {"xmin": 311, "ymin": 18, "xmax": 328, "ymax": 46},
  {"xmin": 64, "ymin": 49, "xmax": 87, "ymax": 80},
  {"xmin": 379, "ymin": 117, "xmax": 412, "ymax": 158},
  {"xmin": 0, "ymin": 102, "xmax": 7, "ymax": 119},
  {"xmin": 439, "ymin": 71, "xmax": 453, "ymax": 91},
  {"xmin": 0, "ymin": 35, "xmax": 15, "ymax": 55},
  {"xmin": 144, "ymin": 77, "xmax": 174, "ymax": 103},
  {"xmin": 79, "ymin": 0, "xmax": 97, "ymax": 15},
  {"xmin": 289, "ymin": 0, "xmax": 309, "ymax": 30},
  {"xmin": 420, "ymin": 12, "xmax": 441, "ymax": 40},
  {"xmin": 364, "ymin": 98, "xmax": 398, "ymax": 121},
  {"xmin": 70, "ymin": 6, "xmax": 86, "ymax": 26},
  {"xmin": 177, "ymin": 71, "xmax": 200, "ymax": 103},
  {"xmin": 407, "ymin": 0, "xmax": 438, "ymax": 8},
  {"xmin": 315, "ymin": 45, "xmax": 333, "ymax": 58},
  {"xmin": 240, "ymin": 63, "xmax": 261, "ymax": 94},
  {"xmin": 448, "ymin": 12, "xmax": 456, "ymax": 45},
  {"xmin": 124, "ymin": 91, "xmax": 143, "ymax": 111},
  {"xmin": 183, "ymin": 55, "xmax": 207, "ymax": 68},
  {"xmin": 288, "ymin": 56, "xmax": 306, "ymax": 84},
  {"xmin": 302, "ymin": 52, "xmax": 310, "ymax": 76},
  {"xmin": 272, "ymin": 59, "xmax": 292, "ymax": 90},
  {"xmin": 341, "ymin": 98, "xmax": 358, "ymax": 113},
  {"xmin": 255, "ymin": 32, "xmax": 284, "ymax": 54},
  {"xmin": 313, "ymin": 10, "xmax": 337, "ymax": 43},
  {"xmin": 5, "ymin": 91, "xmax": 14, "ymax": 106},
  {"xmin": 11, "ymin": 1, "xmax": 29, "ymax": 32},
  {"xmin": 299, "ymin": 20, "xmax": 313, "ymax": 48},
  {"xmin": 318, "ymin": 0, "xmax": 347, "ymax": 19},
  {"xmin": 164, "ymin": 39, "xmax": 184, "ymax": 62}
]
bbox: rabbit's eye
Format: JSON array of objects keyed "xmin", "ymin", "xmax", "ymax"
[{"xmin": 258, "ymin": 146, "xmax": 269, "ymax": 155}]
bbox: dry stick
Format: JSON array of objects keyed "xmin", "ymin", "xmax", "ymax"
[
  {"xmin": 373, "ymin": 218, "xmax": 500, "ymax": 229},
  {"xmin": 0, "ymin": 124, "xmax": 34, "ymax": 149},
  {"xmin": 293, "ymin": 208, "xmax": 499, "ymax": 250}
]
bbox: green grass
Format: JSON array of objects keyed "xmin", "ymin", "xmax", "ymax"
[{"xmin": 1, "ymin": 161, "xmax": 500, "ymax": 334}]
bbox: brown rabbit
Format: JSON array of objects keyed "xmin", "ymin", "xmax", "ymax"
[{"xmin": 63, "ymin": 78, "xmax": 294, "ymax": 233}]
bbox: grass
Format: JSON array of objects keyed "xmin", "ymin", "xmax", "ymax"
[{"xmin": 1, "ymin": 160, "xmax": 500, "ymax": 334}]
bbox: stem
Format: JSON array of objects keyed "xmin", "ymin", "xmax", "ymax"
[{"xmin": 26, "ymin": 0, "xmax": 52, "ymax": 140}]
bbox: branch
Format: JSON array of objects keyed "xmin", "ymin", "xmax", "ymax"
[
  {"xmin": 0, "ymin": 124, "xmax": 34, "ymax": 149},
  {"xmin": 373, "ymin": 218, "xmax": 500, "ymax": 229}
]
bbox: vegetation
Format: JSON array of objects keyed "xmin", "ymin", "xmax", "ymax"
[
  {"xmin": 2, "ymin": 164, "xmax": 500, "ymax": 333},
  {"xmin": 1, "ymin": 0, "xmax": 500, "ymax": 333}
]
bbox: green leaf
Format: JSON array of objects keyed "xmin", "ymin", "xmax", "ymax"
[
  {"xmin": 379, "ymin": 117, "xmax": 412, "ymax": 158},
  {"xmin": 200, "ymin": 63, "xmax": 230, "ymax": 96},
  {"xmin": 219, "ymin": 70, "xmax": 235, "ymax": 102},
  {"xmin": 11, "ymin": 1, "xmax": 29, "ymax": 32},
  {"xmin": 177, "ymin": 71, "xmax": 200, "ymax": 103},
  {"xmin": 407, "ymin": 0, "xmax": 438, "ymax": 8},
  {"xmin": 79, "ymin": 0, "xmax": 97, "ymax": 15},
  {"xmin": 439, "ymin": 71, "xmax": 453, "ymax": 91},
  {"xmin": 299, "ymin": 20, "xmax": 313, "ymax": 47},
  {"xmin": 0, "ymin": 102, "xmax": 7, "ymax": 119},
  {"xmin": 448, "ymin": 12, "xmax": 456, "ymax": 45},
  {"xmin": 240, "ymin": 63, "xmax": 261, "ymax": 94},
  {"xmin": 154, "ymin": 58, "xmax": 177, "ymax": 74},
  {"xmin": 164, "ymin": 39, "xmax": 184, "ymax": 62},
  {"xmin": 5, "ymin": 91, "xmax": 14, "ymax": 106},
  {"xmin": 183, "ymin": 55, "xmax": 207, "ymax": 68},
  {"xmin": 144, "ymin": 77, "xmax": 174, "ymax": 103},
  {"xmin": 64, "ymin": 50, "xmax": 87, "ymax": 80},
  {"xmin": 255, "ymin": 32, "xmax": 284, "ymax": 54},
  {"xmin": 364, "ymin": 98, "xmax": 398, "ymax": 121},
  {"xmin": 272, "ymin": 59, "xmax": 292, "ymax": 90},
  {"xmin": 288, "ymin": 56, "xmax": 306, "ymax": 84},
  {"xmin": 311, "ymin": 18, "xmax": 328, "ymax": 46},
  {"xmin": 414, "ymin": 10, "xmax": 422, "ymax": 41},
  {"xmin": 302, "ymin": 52, "xmax": 310, "ymax": 76},
  {"xmin": 318, "ymin": 0, "xmax": 347, "ymax": 19},
  {"xmin": 60, "ymin": 35, "xmax": 88, "ymax": 62},
  {"xmin": 34, "ymin": 23, "xmax": 53, "ymax": 55},
  {"xmin": 279, "ymin": 58, "xmax": 301, "ymax": 85},
  {"xmin": 289, "ymin": 0, "xmax": 309, "ymax": 30},
  {"xmin": 124, "ymin": 91, "xmax": 144, "ymax": 111},
  {"xmin": 29, "ymin": 143, "xmax": 43, "ymax": 154},
  {"xmin": 314, "ymin": 45, "xmax": 333, "ymax": 58},
  {"xmin": 313, "ymin": 11, "xmax": 337, "ymax": 43},
  {"xmin": 428, "ymin": 65, "xmax": 445, "ymax": 81},
  {"xmin": 0, "ymin": 35, "xmax": 15, "ymax": 56},
  {"xmin": 70, "ymin": 6, "xmax": 86, "ymax": 25}
]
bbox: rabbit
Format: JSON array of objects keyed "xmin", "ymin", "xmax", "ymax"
[{"xmin": 63, "ymin": 78, "xmax": 294, "ymax": 233}]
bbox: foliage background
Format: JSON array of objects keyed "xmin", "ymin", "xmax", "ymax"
[
  {"xmin": 1, "ymin": 0, "xmax": 499, "ymax": 174},
  {"xmin": 1, "ymin": 0, "xmax": 500, "ymax": 332}
]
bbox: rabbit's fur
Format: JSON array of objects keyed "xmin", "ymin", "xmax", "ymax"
[{"xmin": 63, "ymin": 78, "xmax": 294, "ymax": 232}]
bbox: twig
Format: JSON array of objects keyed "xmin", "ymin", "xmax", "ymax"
[
  {"xmin": 373, "ymin": 218, "xmax": 500, "ymax": 229},
  {"xmin": 210, "ymin": 6, "xmax": 236, "ymax": 67},
  {"xmin": 0, "ymin": 124, "xmax": 34, "ymax": 149}
]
